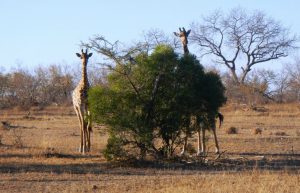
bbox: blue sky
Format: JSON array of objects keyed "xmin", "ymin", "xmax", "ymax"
[{"xmin": 0, "ymin": 0, "xmax": 299, "ymax": 72}]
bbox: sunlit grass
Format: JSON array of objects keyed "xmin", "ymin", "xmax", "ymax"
[{"xmin": 0, "ymin": 103, "xmax": 299, "ymax": 192}]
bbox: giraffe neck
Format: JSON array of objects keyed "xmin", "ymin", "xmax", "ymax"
[
  {"xmin": 81, "ymin": 60, "xmax": 89, "ymax": 86},
  {"xmin": 183, "ymin": 45, "xmax": 189, "ymax": 55}
]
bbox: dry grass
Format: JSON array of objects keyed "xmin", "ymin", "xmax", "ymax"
[
  {"xmin": 0, "ymin": 104, "xmax": 299, "ymax": 193},
  {"xmin": 0, "ymin": 170, "xmax": 299, "ymax": 193}
]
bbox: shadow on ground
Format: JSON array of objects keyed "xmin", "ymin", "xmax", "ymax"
[{"xmin": 0, "ymin": 151, "xmax": 299, "ymax": 175}]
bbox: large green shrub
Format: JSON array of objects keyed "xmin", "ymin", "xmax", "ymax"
[{"xmin": 89, "ymin": 45, "xmax": 226, "ymax": 160}]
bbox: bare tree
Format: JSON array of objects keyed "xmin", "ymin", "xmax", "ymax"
[
  {"xmin": 0, "ymin": 73, "xmax": 10, "ymax": 108},
  {"xmin": 7, "ymin": 70, "xmax": 38, "ymax": 109},
  {"xmin": 273, "ymin": 68, "xmax": 290, "ymax": 103},
  {"xmin": 223, "ymin": 68, "xmax": 277, "ymax": 104},
  {"xmin": 245, "ymin": 69, "xmax": 277, "ymax": 103},
  {"xmin": 191, "ymin": 8, "xmax": 297, "ymax": 84},
  {"xmin": 141, "ymin": 29, "xmax": 181, "ymax": 54},
  {"xmin": 82, "ymin": 29, "xmax": 179, "ymax": 67},
  {"xmin": 283, "ymin": 57, "xmax": 300, "ymax": 102}
]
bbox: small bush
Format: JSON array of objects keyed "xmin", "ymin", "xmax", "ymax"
[
  {"xmin": 12, "ymin": 129, "xmax": 24, "ymax": 148},
  {"xmin": 103, "ymin": 135, "xmax": 128, "ymax": 161},
  {"xmin": 253, "ymin": 127, "xmax": 263, "ymax": 135},
  {"xmin": 226, "ymin": 127, "xmax": 238, "ymax": 134},
  {"xmin": 1, "ymin": 121, "xmax": 10, "ymax": 130},
  {"xmin": 37, "ymin": 147, "xmax": 60, "ymax": 158}
]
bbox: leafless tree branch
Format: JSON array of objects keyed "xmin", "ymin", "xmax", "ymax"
[{"xmin": 191, "ymin": 8, "xmax": 298, "ymax": 84}]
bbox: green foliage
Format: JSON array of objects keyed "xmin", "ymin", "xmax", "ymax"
[
  {"xmin": 103, "ymin": 134, "xmax": 127, "ymax": 161},
  {"xmin": 201, "ymin": 72, "xmax": 227, "ymax": 111},
  {"xmin": 89, "ymin": 44, "xmax": 226, "ymax": 160}
]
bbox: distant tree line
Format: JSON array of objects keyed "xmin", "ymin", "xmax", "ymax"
[
  {"xmin": 1, "ymin": 56, "xmax": 300, "ymax": 110},
  {"xmin": 0, "ymin": 64, "xmax": 106, "ymax": 109},
  {"xmin": 223, "ymin": 57, "xmax": 300, "ymax": 104}
]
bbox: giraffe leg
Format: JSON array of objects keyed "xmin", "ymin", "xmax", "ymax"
[
  {"xmin": 78, "ymin": 108, "xmax": 86, "ymax": 154},
  {"xmin": 85, "ymin": 129, "xmax": 90, "ymax": 152},
  {"xmin": 196, "ymin": 129, "xmax": 201, "ymax": 156},
  {"xmin": 80, "ymin": 127, "xmax": 84, "ymax": 153},
  {"xmin": 84, "ymin": 127, "xmax": 89, "ymax": 152},
  {"xmin": 86, "ymin": 111, "xmax": 92, "ymax": 152},
  {"xmin": 87, "ymin": 127, "xmax": 91, "ymax": 152},
  {"xmin": 201, "ymin": 128, "xmax": 206, "ymax": 154},
  {"xmin": 212, "ymin": 126, "xmax": 220, "ymax": 154},
  {"xmin": 82, "ymin": 120, "xmax": 87, "ymax": 154},
  {"xmin": 180, "ymin": 133, "xmax": 188, "ymax": 156},
  {"xmin": 74, "ymin": 106, "xmax": 84, "ymax": 153},
  {"xmin": 84, "ymin": 124, "xmax": 90, "ymax": 152}
]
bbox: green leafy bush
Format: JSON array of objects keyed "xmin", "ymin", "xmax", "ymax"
[{"xmin": 89, "ymin": 44, "xmax": 226, "ymax": 160}]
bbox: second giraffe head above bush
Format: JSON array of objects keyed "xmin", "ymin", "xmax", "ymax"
[{"xmin": 174, "ymin": 27, "xmax": 191, "ymax": 54}]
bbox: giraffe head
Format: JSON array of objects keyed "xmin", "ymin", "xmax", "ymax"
[
  {"xmin": 173, "ymin": 27, "xmax": 191, "ymax": 46},
  {"xmin": 76, "ymin": 49, "xmax": 93, "ymax": 65}
]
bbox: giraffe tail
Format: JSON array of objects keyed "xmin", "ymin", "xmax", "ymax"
[
  {"xmin": 88, "ymin": 124, "xmax": 93, "ymax": 132},
  {"xmin": 217, "ymin": 112, "xmax": 224, "ymax": 128}
]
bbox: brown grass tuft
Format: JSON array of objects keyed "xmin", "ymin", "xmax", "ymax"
[
  {"xmin": 253, "ymin": 127, "xmax": 263, "ymax": 135},
  {"xmin": 274, "ymin": 131, "xmax": 288, "ymax": 136},
  {"xmin": 12, "ymin": 129, "xmax": 24, "ymax": 148},
  {"xmin": 226, "ymin": 126, "xmax": 238, "ymax": 134},
  {"xmin": 1, "ymin": 121, "xmax": 10, "ymax": 130},
  {"xmin": 37, "ymin": 147, "xmax": 63, "ymax": 158}
]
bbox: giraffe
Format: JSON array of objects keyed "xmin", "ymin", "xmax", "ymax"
[
  {"xmin": 174, "ymin": 27, "xmax": 224, "ymax": 156},
  {"xmin": 199, "ymin": 112, "xmax": 224, "ymax": 155},
  {"xmin": 180, "ymin": 112, "xmax": 224, "ymax": 156},
  {"xmin": 173, "ymin": 27, "xmax": 191, "ymax": 55},
  {"xmin": 72, "ymin": 48, "xmax": 93, "ymax": 154}
]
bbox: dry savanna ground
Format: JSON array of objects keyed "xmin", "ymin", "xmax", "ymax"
[{"xmin": 0, "ymin": 103, "xmax": 299, "ymax": 193}]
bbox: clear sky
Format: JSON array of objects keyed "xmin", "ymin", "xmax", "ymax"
[{"xmin": 0, "ymin": 0, "xmax": 299, "ymax": 72}]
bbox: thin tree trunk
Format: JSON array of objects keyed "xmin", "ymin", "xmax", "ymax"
[{"xmin": 230, "ymin": 68, "xmax": 240, "ymax": 85}]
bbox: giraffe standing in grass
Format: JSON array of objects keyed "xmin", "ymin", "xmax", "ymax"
[
  {"xmin": 73, "ymin": 49, "xmax": 93, "ymax": 154},
  {"xmin": 174, "ymin": 27, "xmax": 223, "ymax": 156}
]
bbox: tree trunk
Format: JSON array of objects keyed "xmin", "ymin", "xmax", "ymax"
[{"xmin": 230, "ymin": 68, "xmax": 240, "ymax": 85}]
